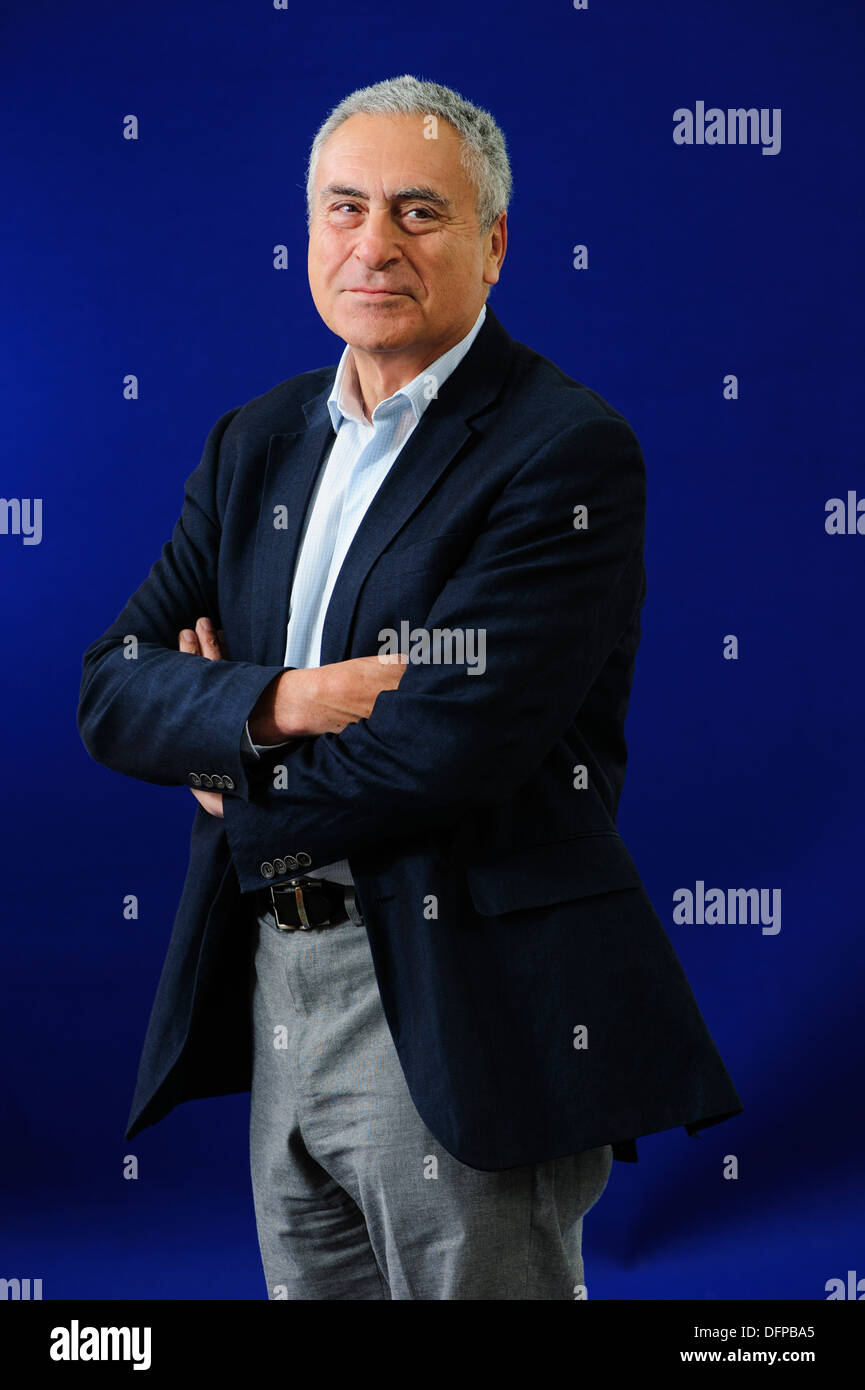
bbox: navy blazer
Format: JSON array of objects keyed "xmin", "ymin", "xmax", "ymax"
[{"xmin": 77, "ymin": 305, "xmax": 743, "ymax": 1169}]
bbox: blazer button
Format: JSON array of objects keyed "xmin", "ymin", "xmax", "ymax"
[
  {"xmin": 211, "ymin": 775, "xmax": 225, "ymax": 790},
  {"xmin": 273, "ymin": 858, "xmax": 287, "ymax": 875},
  {"xmin": 200, "ymin": 774, "xmax": 214, "ymax": 788},
  {"xmin": 189, "ymin": 773, "xmax": 201, "ymax": 787},
  {"xmin": 296, "ymin": 852, "xmax": 312, "ymax": 868},
  {"xmin": 285, "ymin": 855, "xmax": 299, "ymax": 871},
  {"xmin": 260, "ymin": 862, "xmax": 275, "ymax": 879},
  {"xmin": 223, "ymin": 775, "xmax": 235, "ymax": 790}
]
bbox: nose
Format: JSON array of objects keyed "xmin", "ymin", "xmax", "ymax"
[{"xmin": 351, "ymin": 208, "xmax": 404, "ymax": 271}]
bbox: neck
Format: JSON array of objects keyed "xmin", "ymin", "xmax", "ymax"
[{"xmin": 349, "ymin": 309, "xmax": 483, "ymax": 418}]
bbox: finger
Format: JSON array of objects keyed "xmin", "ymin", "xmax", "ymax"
[
  {"xmin": 379, "ymin": 667, "xmax": 405, "ymax": 688},
  {"xmin": 377, "ymin": 656, "xmax": 407, "ymax": 686},
  {"xmin": 179, "ymin": 629, "xmax": 200, "ymax": 654},
  {"xmin": 195, "ymin": 616, "xmax": 223, "ymax": 660}
]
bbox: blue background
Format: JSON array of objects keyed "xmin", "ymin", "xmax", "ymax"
[{"xmin": 2, "ymin": 0, "xmax": 863, "ymax": 1299}]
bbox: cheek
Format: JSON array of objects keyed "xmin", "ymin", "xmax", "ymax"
[
  {"xmin": 422, "ymin": 259, "xmax": 473, "ymax": 304},
  {"xmin": 309, "ymin": 234, "xmax": 344, "ymax": 284},
  {"xmin": 426, "ymin": 241, "xmax": 479, "ymax": 282}
]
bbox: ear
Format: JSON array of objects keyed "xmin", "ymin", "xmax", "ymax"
[{"xmin": 482, "ymin": 211, "xmax": 507, "ymax": 287}]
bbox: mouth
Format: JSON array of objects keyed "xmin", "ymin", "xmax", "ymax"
[{"xmin": 347, "ymin": 288, "xmax": 407, "ymax": 297}]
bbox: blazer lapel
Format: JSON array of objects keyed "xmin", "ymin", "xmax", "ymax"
[
  {"xmin": 250, "ymin": 413, "xmax": 334, "ymax": 666},
  {"xmin": 252, "ymin": 306, "xmax": 516, "ymax": 669}
]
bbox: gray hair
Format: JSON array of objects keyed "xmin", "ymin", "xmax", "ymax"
[{"xmin": 305, "ymin": 74, "xmax": 512, "ymax": 234}]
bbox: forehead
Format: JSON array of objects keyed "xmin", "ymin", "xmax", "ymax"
[{"xmin": 315, "ymin": 111, "xmax": 471, "ymax": 201}]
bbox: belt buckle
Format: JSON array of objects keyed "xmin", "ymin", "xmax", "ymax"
[{"xmin": 269, "ymin": 878, "xmax": 328, "ymax": 931}]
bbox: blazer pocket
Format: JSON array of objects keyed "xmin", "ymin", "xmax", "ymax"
[{"xmin": 464, "ymin": 832, "xmax": 644, "ymax": 917}]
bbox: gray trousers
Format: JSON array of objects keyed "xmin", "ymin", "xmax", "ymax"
[{"xmin": 248, "ymin": 904, "xmax": 614, "ymax": 1300}]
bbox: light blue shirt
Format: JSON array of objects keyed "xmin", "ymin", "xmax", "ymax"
[{"xmin": 246, "ymin": 301, "xmax": 487, "ymax": 885}]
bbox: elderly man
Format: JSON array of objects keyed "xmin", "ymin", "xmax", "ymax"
[{"xmin": 78, "ymin": 74, "xmax": 742, "ymax": 1300}]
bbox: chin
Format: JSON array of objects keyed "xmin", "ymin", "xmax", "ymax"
[{"xmin": 336, "ymin": 305, "xmax": 421, "ymax": 351}]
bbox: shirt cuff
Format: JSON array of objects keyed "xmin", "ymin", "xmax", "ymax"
[{"xmin": 241, "ymin": 720, "xmax": 298, "ymax": 763}]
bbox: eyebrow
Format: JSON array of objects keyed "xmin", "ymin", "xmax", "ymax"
[{"xmin": 319, "ymin": 183, "xmax": 452, "ymax": 210}]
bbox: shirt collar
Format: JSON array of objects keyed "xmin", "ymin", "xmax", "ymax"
[{"xmin": 326, "ymin": 302, "xmax": 487, "ymax": 432}]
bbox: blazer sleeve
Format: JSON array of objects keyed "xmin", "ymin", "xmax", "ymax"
[
  {"xmin": 76, "ymin": 406, "xmax": 290, "ymax": 802},
  {"xmin": 222, "ymin": 414, "xmax": 647, "ymax": 886}
]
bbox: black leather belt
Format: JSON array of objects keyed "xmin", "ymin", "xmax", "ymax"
[{"xmin": 256, "ymin": 877, "xmax": 363, "ymax": 931}]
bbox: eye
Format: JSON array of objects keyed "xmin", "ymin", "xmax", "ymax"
[{"xmin": 404, "ymin": 207, "xmax": 434, "ymax": 219}]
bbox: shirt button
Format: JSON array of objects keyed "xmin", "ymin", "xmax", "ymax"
[
  {"xmin": 260, "ymin": 862, "xmax": 275, "ymax": 879},
  {"xmin": 296, "ymin": 852, "xmax": 312, "ymax": 868}
]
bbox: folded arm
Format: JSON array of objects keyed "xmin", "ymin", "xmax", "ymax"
[
  {"xmin": 76, "ymin": 407, "xmax": 294, "ymax": 801},
  {"xmin": 181, "ymin": 620, "xmax": 405, "ymax": 817},
  {"xmin": 221, "ymin": 416, "xmax": 647, "ymax": 889}
]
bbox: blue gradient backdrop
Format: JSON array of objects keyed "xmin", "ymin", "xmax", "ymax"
[{"xmin": 1, "ymin": 0, "xmax": 863, "ymax": 1299}]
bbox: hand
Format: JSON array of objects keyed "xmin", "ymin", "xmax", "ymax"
[
  {"xmin": 178, "ymin": 616, "xmax": 226, "ymax": 661},
  {"xmin": 189, "ymin": 787, "xmax": 224, "ymax": 818},
  {"xmin": 248, "ymin": 653, "xmax": 408, "ymax": 742},
  {"xmin": 179, "ymin": 616, "xmax": 225, "ymax": 817}
]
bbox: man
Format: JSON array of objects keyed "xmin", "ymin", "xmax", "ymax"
[{"xmin": 78, "ymin": 74, "xmax": 743, "ymax": 1300}]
